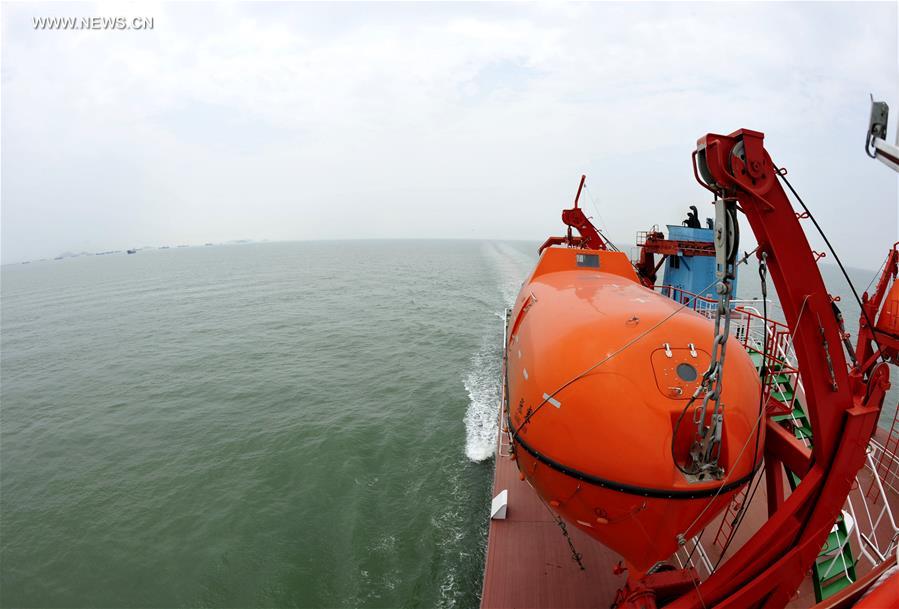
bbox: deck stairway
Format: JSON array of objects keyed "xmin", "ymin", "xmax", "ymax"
[{"xmin": 746, "ymin": 348, "xmax": 857, "ymax": 602}]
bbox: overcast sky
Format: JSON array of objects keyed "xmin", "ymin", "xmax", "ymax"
[{"xmin": 2, "ymin": 2, "xmax": 897, "ymax": 267}]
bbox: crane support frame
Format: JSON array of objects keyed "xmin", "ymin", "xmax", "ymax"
[{"xmin": 661, "ymin": 129, "xmax": 890, "ymax": 609}]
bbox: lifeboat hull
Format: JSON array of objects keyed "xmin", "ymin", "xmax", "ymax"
[{"xmin": 506, "ymin": 246, "xmax": 762, "ymax": 572}]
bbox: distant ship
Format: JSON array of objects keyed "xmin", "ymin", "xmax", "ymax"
[{"xmin": 126, "ymin": 249, "xmax": 137, "ymax": 255}]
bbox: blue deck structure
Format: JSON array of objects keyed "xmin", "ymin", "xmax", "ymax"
[{"xmin": 661, "ymin": 224, "xmax": 738, "ymax": 300}]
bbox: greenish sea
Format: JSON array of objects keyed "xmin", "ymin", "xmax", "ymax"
[
  {"xmin": 1, "ymin": 240, "xmax": 893, "ymax": 608},
  {"xmin": 1, "ymin": 241, "xmax": 536, "ymax": 609}
]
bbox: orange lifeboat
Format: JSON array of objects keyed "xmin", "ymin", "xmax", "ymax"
[
  {"xmin": 875, "ymin": 273, "xmax": 899, "ymax": 335},
  {"xmin": 506, "ymin": 245, "xmax": 763, "ymax": 573}
]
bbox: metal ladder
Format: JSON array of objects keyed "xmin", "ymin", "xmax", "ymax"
[
  {"xmin": 711, "ymin": 485, "xmax": 749, "ymax": 552},
  {"xmin": 747, "ymin": 348, "xmax": 857, "ymax": 602}
]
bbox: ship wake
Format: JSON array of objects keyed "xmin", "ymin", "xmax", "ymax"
[{"xmin": 463, "ymin": 243, "xmax": 533, "ymax": 462}]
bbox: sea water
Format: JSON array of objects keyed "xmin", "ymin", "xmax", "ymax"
[{"xmin": 1, "ymin": 241, "xmax": 892, "ymax": 607}]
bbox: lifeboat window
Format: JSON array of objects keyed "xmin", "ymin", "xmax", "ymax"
[
  {"xmin": 676, "ymin": 363, "xmax": 698, "ymax": 382},
  {"xmin": 576, "ymin": 254, "xmax": 599, "ymax": 268}
]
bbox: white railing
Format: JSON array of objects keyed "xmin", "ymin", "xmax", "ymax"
[
  {"xmin": 499, "ymin": 309, "xmax": 514, "ymax": 458},
  {"xmin": 852, "ymin": 449, "xmax": 899, "ymax": 566},
  {"xmin": 673, "ymin": 535, "xmax": 714, "ymax": 580}
]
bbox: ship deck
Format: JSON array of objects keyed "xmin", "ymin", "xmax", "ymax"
[
  {"xmin": 479, "ymin": 415, "xmax": 627, "ymax": 609},
  {"xmin": 480, "ymin": 406, "xmax": 898, "ymax": 609}
]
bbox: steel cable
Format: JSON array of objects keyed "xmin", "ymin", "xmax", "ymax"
[{"xmin": 773, "ymin": 166, "xmax": 883, "ymax": 357}]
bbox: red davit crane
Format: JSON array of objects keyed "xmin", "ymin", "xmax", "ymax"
[
  {"xmin": 633, "ymin": 229, "xmax": 716, "ymax": 288},
  {"xmin": 855, "ymin": 243, "xmax": 899, "ymax": 370},
  {"xmin": 614, "ymin": 129, "xmax": 894, "ymax": 608},
  {"xmin": 538, "ymin": 174, "xmax": 607, "ymax": 254}
]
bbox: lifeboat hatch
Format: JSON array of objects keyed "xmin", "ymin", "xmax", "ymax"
[{"xmin": 650, "ymin": 346, "xmax": 711, "ymax": 399}]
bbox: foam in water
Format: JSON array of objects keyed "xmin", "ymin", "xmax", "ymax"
[
  {"xmin": 463, "ymin": 342, "xmax": 502, "ymax": 461},
  {"xmin": 463, "ymin": 243, "xmax": 534, "ymax": 462}
]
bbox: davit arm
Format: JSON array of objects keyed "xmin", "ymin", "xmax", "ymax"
[
  {"xmin": 538, "ymin": 174, "xmax": 607, "ymax": 254},
  {"xmin": 662, "ymin": 130, "xmax": 890, "ymax": 608}
]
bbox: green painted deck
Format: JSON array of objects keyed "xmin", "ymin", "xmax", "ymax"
[{"xmin": 747, "ymin": 348, "xmax": 856, "ymax": 602}]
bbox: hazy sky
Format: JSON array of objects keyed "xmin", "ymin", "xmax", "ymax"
[{"xmin": 2, "ymin": 2, "xmax": 897, "ymax": 267}]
